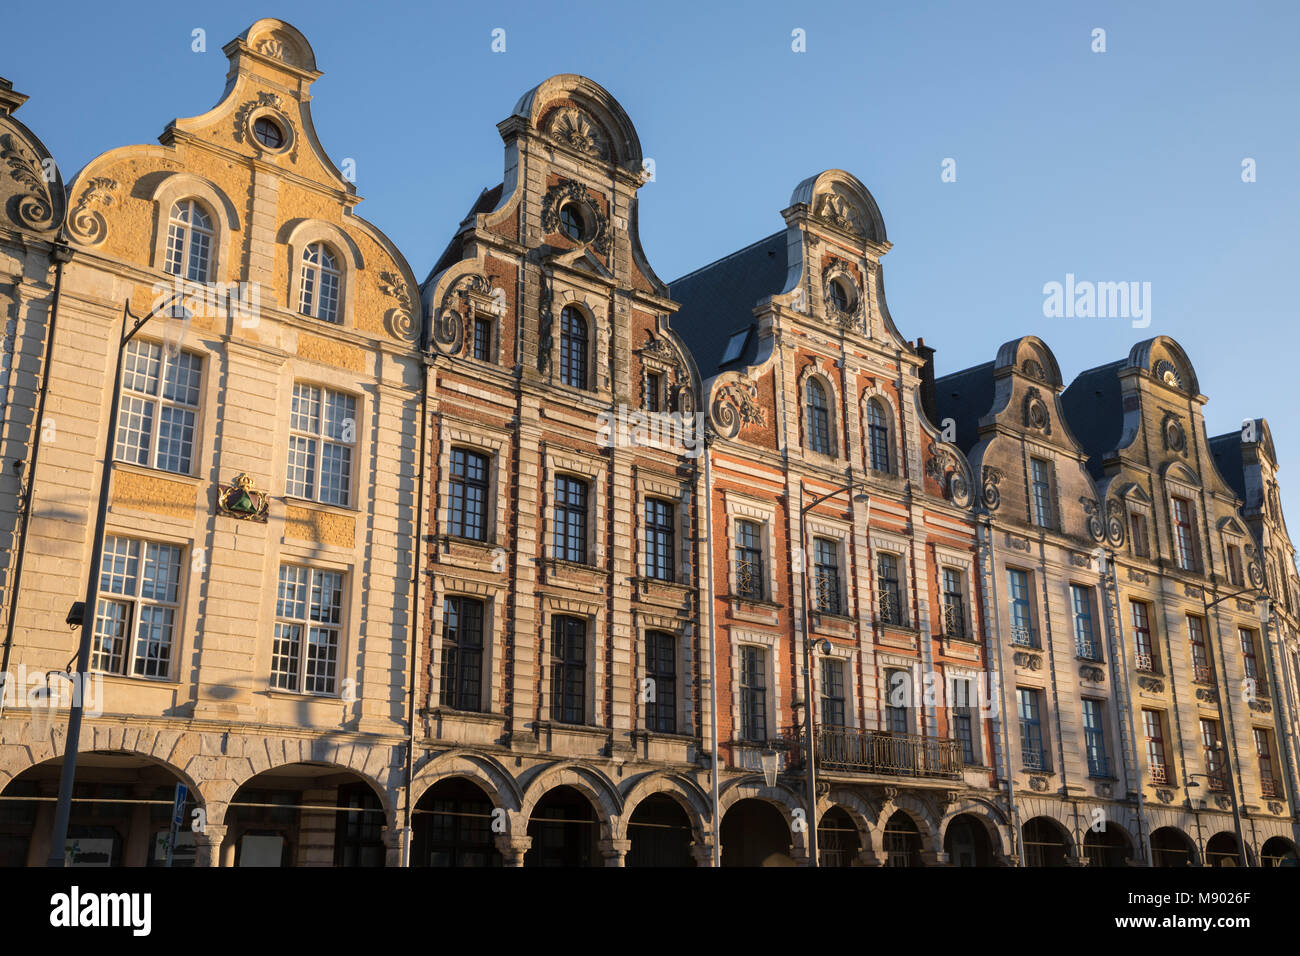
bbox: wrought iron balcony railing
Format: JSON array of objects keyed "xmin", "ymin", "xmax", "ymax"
[
  {"xmin": 735, "ymin": 559, "xmax": 763, "ymax": 601},
  {"xmin": 1261, "ymin": 777, "xmax": 1282, "ymax": 798},
  {"xmin": 815, "ymin": 569, "xmax": 842, "ymax": 615},
  {"xmin": 1206, "ymin": 769, "xmax": 1229, "ymax": 792},
  {"xmin": 1135, "ymin": 652, "xmax": 1158, "ymax": 674},
  {"xmin": 1075, "ymin": 638, "xmax": 1101, "ymax": 661},
  {"xmin": 1193, "ymin": 663, "xmax": 1215, "ymax": 684},
  {"xmin": 878, "ymin": 592, "xmax": 908, "ymax": 628},
  {"xmin": 1087, "ymin": 755, "xmax": 1110, "ymax": 779},
  {"xmin": 1150, "ymin": 763, "xmax": 1170, "ymax": 785},
  {"xmin": 1021, "ymin": 748, "xmax": 1048, "ymax": 771},
  {"xmin": 941, "ymin": 603, "xmax": 968, "ymax": 640},
  {"xmin": 1009, "ymin": 623, "xmax": 1037, "ymax": 648},
  {"xmin": 784, "ymin": 725, "xmax": 962, "ymax": 780}
]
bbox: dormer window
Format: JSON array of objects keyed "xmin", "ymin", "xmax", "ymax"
[
  {"xmin": 299, "ymin": 242, "xmax": 341, "ymax": 324},
  {"xmin": 559, "ymin": 203, "xmax": 585, "ymax": 242},
  {"xmin": 1030, "ymin": 458, "xmax": 1054, "ymax": 529},
  {"xmin": 828, "ymin": 279, "xmax": 851, "ymax": 313}
]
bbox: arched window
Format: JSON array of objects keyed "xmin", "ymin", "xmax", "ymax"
[
  {"xmin": 806, "ymin": 378, "xmax": 833, "ymax": 455},
  {"xmin": 299, "ymin": 242, "xmax": 341, "ymax": 323},
  {"xmin": 867, "ymin": 399, "xmax": 891, "ymax": 473},
  {"xmin": 559, "ymin": 306, "xmax": 588, "ymax": 389},
  {"xmin": 164, "ymin": 199, "xmax": 213, "ymax": 282}
]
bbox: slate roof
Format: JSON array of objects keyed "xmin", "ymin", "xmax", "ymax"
[
  {"xmin": 426, "ymin": 184, "xmax": 504, "ymax": 283},
  {"xmin": 933, "ymin": 362, "xmax": 995, "ymax": 456},
  {"xmin": 668, "ymin": 231, "xmax": 788, "ymax": 376},
  {"xmin": 1060, "ymin": 359, "xmax": 1127, "ymax": 478},
  {"xmin": 1209, "ymin": 431, "xmax": 1247, "ymax": 501}
]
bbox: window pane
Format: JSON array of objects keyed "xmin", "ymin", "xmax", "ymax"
[{"xmin": 115, "ymin": 395, "xmax": 155, "ymax": 466}]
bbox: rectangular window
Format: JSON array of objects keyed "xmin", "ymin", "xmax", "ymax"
[
  {"xmin": 550, "ymin": 616, "xmax": 586, "ymax": 724},
  {"xmin": 448, "ymin": 448, "xmax": 489, "ymax": 542},
  {"xmin": 114, "ymin": 341, "xmax": 202, "ymax": 476},
  {"xmin": 1071, "ymin": 584, "xmax": 1098, "ymax": 660},
  {"xmin": 952, "ymin": 677, "xmax": 977, "ymax": 764},
  {"xmin": 1131, "ymin": 600, "xmax": 1157, "ymax": 673},
  {"xmin": 1256, "ymin": 728, "xmax": 1278, "ymax": 796},
  {"xmin": 91, "ymin": 535, "xmax": 183, "ymax": 679},
  {"xmin": 644, "ymin": 371, "xmax": 661, "ymax": 412},
  {"xmin": 1227, "ymin": 544, "xmax": 1244, "ymax": 587},
  {"xmin": 1007, "ymin": 569, "xmax": 1035, "ymax": 647},
  {"xmin": 1018, "ymin": 687, "xmax": 1045, "ymax": 769},
  {"xmin": 820, "ymin": 657, "xmax": 846, "ymax": 728},
  {"xmin": 941, "ymin": 568, "xmax": 967, "ymax": 639},
  {"xmin": 553, "ymin": 475, "xmax": 588, "ymax": 564},
  {"xmin": 877, "ymin": 553, "xmax": 904, "ymax": 626},
  {"xmin": 645, "ymin": 631, "xmax": 676, "ymax": 734},
  {"xmin": 739, "ymin": 646, "xmax": 768, "ymax": 742},
  {"xmin": 1143, "ymin": 709, "xmax": 1169, "ymax": 783},
  {"xmin": 1082, "ymin": 699, "xmax": 1109, "ymax": 778},
  {"xmin": 287, "ymin": 383, "xmax": 356, "ymax": 506},
  {"xmin": 440, "ymin": 596, "xmax": 484, "ymax": 712},
  {"xmin": 1172, "ymin": 496, "xmax": 1198, "ymax": 571},
  {"xmin": 1188, "ymin": 615, "xmax": 1213, "ymax": 683},
  {"xmin": 472, "ymin": 316, "xmax": 493, "ymax": 362},
  {"xmin": 1201, "ymin": 718, "xmax": 1225, "ymax": 790},
  {"xmin": 1030, "ymin": 458, "xmax": 1053, "ymax": 528},
  {"xmin": 1240, "ymin": 628, "xmax": 1266, "ymax": 696},
  {"xmin": 272, "ymin": 564, "xmax": 343, "ymax": 695},
  {"xmin": 644, "ymin": 498, "xmax": 674, "ymax": 582},
  {"xmin": 814, "ymin": 537, "xmax": 842, "ymax": 615},
  {"xmin": 735, "ymin": 519, "xmax": 764, "ymax": 600},
  {"xmin": 1129, "ymin": 511, "xmax": 1151, "ymax": 558},
  {"xmin": 884, "ymin": 669, "xmax": 910, "ymax": 734}
]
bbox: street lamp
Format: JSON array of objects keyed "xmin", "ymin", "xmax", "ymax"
[
  {"xmin": 796, "ymin": 478, "xmax": 870, "ymax": 868},
  {"xmin": 46, "ymin": 292, "xmax": 188, "ymax": 866}
]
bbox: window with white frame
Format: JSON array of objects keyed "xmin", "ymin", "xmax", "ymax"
[
  {"xmin": 1007, "ymin": 568, "xmax": 1036, "ymax": 647},
  {"xmin": 272, "ymin": 563, "xmax": 344, "ymax": 696},
  {"xmin": 287, "ymin": 383, "xmax": 356, "ymax": 506},
  {"xmin": 1017, "ymin": 687, "xmax": 1046, "ymax": 770},
  {"xmin": 1071, "ymin": 584, "xmax": 1099, "ymax": 660},
  {"xmin": 299, "ymin": 242, "xmax": 341, "ymax": 323},
  {"xmin": 114, "ymin": 340, "xmax": 202, "ymax": 475},
  {"xmin": 1082, "ymin": 698, "xmax": 1109, "ymax": 778},
  {"xmin": 91, "ymin": 535, "xmax": 183, "ymax": 679},
  {"xmin": 164, "ymin": 199, "xmax": 213, "ymax": 282}
]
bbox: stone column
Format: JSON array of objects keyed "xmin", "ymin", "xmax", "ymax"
[
  {"xmin": 496, "ymin": 834, "xmax": 532, "ymax": 867},
  {"xmin": 599, "ymin": 837, "xmax": 632, "ymax": 867},
  {"xmin": 194, "ymin": 824, "xmax": 228, "ymax": 868},
  {"xmin": 689, "ymin": 842, "xmax": 717, "ymax": 867}
]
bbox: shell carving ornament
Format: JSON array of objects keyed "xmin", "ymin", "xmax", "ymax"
[{"xmin": 546, "ymin": 107, "xmax": 607, "ymax": 158}]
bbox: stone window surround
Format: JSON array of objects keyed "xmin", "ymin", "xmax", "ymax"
[
  {"xmin": 860, "ymin": 385, "xmax": 901, "ymax": 476},
  {"xmin": 1164, "ymin": 473, "xmax": 1203, "ymax": 570},
  {"xmin": 539, "ymin": 593, "xmax": 606, "ymax": 727},
  {"xmin": 870, "ymin": 528, "xmax": 913, "ymax": 625},
  {"xmin": 1124, "ymin": 490, "xmax": 1154, "ymax": 557},
  {"xmin": 635, "ymin": 470, "xmax": 691, "ymax": 583},
  {"xmin": 875, "ymin": 651, "xmax": 919, "ymax": 735},
  {"xmin": 723, "ymin": 491, "xmax": 780, "ymax": 602},
  {"xmin": 933, "ymin": 543, "xmax": 978, "ymax": 641},
  {"xmin": 1065, "ymin": 579, "xmax": 1103, "ymax": 659},
  {"xmin": 1023, "ymin": 440, "xmax": 1059, "ymax": 529},
  {"xmin": 729, "ymin": 628, "xmax": 782, "ymax": 746},
  {"xmin": 147, "ymin": 172, "xmax": 239, "ymax": 284},
  {"xmin": 549, "ymin": 285, "xmax": 610, "ymax": 396},
  {"xmin": 284, "ymin": 219, "xmax": 362, "ymax": 329},
  {"xmin": 804, "ymin": 511, "xmax": 853, "ymax": 618},
  {"xmin": 437, "ymin": 423, "xmax": 511, "ymax": 547},
  {"xmin": 811, "ymin": 640, "xmax": 858, "ymax": 730},
  {"xmin": 428, "ymin": 572, "xmax": 507, "ymax": 715},
  {"xmin": 115, "ymin": 333, "xmax": 209, "ymax": 482},
  {"xmin": 543, "ymin": 445, "xmax": 607, "ymax": 566},
  {"xmin": 945, "ymin": 662, "xmax": 986, "ymax": 764},
  {"xmin": 797, "ymin": 362, "xmax": 841, "ymax": 461},
  {"xmin": 270, "ymin": 545, "xmax": 355, "ymax": 700},
  {"xmin": 633, "ymin": 610, "xmax": 693, "ymax": 736},
  {"xmin": 1216, "ymin": 516, "xmax": 1248, "ymax": 584}
]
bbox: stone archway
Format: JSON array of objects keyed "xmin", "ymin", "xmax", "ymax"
[
  {"xmin": 620, "ymin": 773, "xmax": 711, "ymax": 866},
  {"xmin": 411, "ymin": 776, "xmax": 503, "ymax": 867},
  {"xmin": 718, "ymin": 779, "xmax": 811, "ymax": 864},
  {"xmin": 1022, "ymin": 816, "xmax": 1074, "ymax": 867},
  {"xmin": 1150, "ymin": 826, "xmax": 1198, "ymax": 867},
  {"xmin": 1083, "ymin": 823, "xmax": 1135, "ymax": 867},
  {"xmin": 1260, "ymin": 836, "xmax": 1299, "ymax": 868},
  {"xmin": 944, "ymin": 813, "xmax": 995, "ymax": 867}
]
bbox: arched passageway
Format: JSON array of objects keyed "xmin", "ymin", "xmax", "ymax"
[
  {"xmin": 944, "ymin": 813, "xmax": 993, "ymax": 867},
  {"xmin": 817, "ymin": 806, "xmax": 861, "ymax": 867},
  {"xmin": 720, "ymin": 798, "xmax": 795, "ymax": 867},
  {"xmin": 411, "ymin": 777, "xmax": 502, "ymax": 867},
  {"xmin": 626, "ymin": 794, "xmax": 694, "ymax": 867},
  {"xmin": 1150, "ymin": 827, "xmax": 1196, "ymax": 867},
  {"xmin": 1022, "ymin": 817, "xmax": 1072, "ymax": 867},
  {"xmin": 524, "ymin": 786, "xmax": 600, "ymax": 867}
]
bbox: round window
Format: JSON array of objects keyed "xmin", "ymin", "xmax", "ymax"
[
  {"xmin": 559, "ymin": 203, "xmax": 585, "ymax": 242},
  {"xmin": 253, "ymin": 117, "xmax": 285, "ymax": 149}
]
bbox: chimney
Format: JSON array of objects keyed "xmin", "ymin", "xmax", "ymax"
[{"xmin": 916, "ymin": 336, "xmax": 938, "ymax": 426}]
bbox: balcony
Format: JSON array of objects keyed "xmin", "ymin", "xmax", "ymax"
[
  {"xmin": 814, "ymin": 570, "xmax": 842, "ymax": 616},
  {"xmin": 1192, "ymin": 663, "xmax": 1215, "ymax": 684},
  {"xmin": 1075, "ymin": 638, "xmax": 1101, "ymax": 661},
  {"xmin": 1261, "ymin": 777, "xmax": 1282, "ymax": 799},
  {"xmin": 1135, "ymin": 652, "xmax": 1158, "ymax": 674},
  {"xmin": 1206, "ymin": 769, "xmax": 1229, "ymax": 793},
  {"xmin": 735, "ymin": 559, "xmax": 764, "ymax": 601},
  {"xmin": 1150, "ymin": 763, "xmax": 1171, "ymax": 785},
  {"xmin": 1009, "ymin": 624, "xmax": 1037, "ymax": 648},
  {"xmin": 784, "ymin": 726, "xmax": 962, "ymax": 780},
  {"xmin": 1087, "ymin": 755, "xmax": 1111, "ymax": 779}
]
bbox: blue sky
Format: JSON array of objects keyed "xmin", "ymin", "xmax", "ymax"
[{"xmin": 8, "ymin": 0, "xmax": 1299, "ymax": 536}]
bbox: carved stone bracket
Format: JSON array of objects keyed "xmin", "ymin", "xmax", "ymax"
[
  {"xmin": 379, "ymin": 270, "xmax": 418, "ymax": 342},
  {"xmin": 1138, "ymin": 676, "xmax": 1164, "ymax": 693},
  {"xmin": 710, "ymin": 378, "xmax": 764, "ymax": 439},
  {"xmin": 1080, "ymin": 497, "xmax": 1105, "ymax": 542},
  {"xmin": 434, "ymin": 272, "xmax": 493, "ymax": 356},
  {"xmin": 1, "ymin": 132, "xmax": 56, "ymax": 230},
  {"xmin": 1014, "ymin": 651, "xmax": 1042, "ymax": 671},
  {"xmin": 982, "ymin": 466, "xmax": 1002, "ymax": 510},
  {"xmin": 1079, "ymin": 665, "xmax": 1106, "ymax": 683}
]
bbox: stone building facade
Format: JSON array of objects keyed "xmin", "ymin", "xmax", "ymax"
[{"xmin": 0, "ymin": 18, "xmax": 1296, "ymax": 867}]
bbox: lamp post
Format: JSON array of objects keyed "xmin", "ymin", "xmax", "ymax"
[
  {"xmin": 46, "ymin": 292, "xmax": 187, "ymax": 866},
  {"xmin": 796, "ymin": 479, "xmax": 870, "ymax": 868}
]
